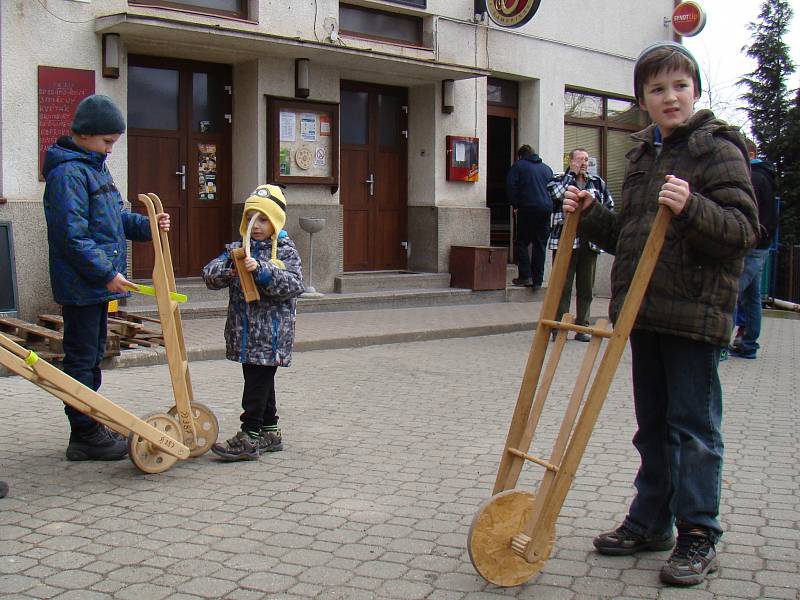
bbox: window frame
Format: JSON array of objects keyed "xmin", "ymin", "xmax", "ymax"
[
  {"xmin": 339, "ymin": 3, "xmax": 426, "ymax": 49},
  {"xmin": 563, "ymin": 87, "xmax": 647, "ymax": 180},
  {"xmin": 128, "ymin": 0, "xmax": 250, "ymax": 21}
]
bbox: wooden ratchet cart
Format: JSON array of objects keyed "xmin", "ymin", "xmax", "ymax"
[
  {"xmin": 467, "ymin": 205, "xmax": 672, "ymax": 587},
  {"xmin": 133, "ymin": 192, "xmax": 219, "ymax": 471}
]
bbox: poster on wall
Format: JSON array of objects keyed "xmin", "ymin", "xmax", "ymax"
[
  {"xmin": 198, "ymin": 143, "xmax": 217, "ymax": 200},
  {"xmin": 38, "ymin": 66, "xmax": 95, "ymax": 181}
]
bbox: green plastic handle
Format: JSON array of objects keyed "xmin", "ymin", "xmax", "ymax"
[{"xmin": 132, "ymin": 284, "xmax": 188, "ymax": 303}]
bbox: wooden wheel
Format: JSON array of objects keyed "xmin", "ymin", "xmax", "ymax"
[
  {"xmin": 127, "ymin": 412, "xmax": 181, "ymax": 474},
  {"xmin": 168, "ymin": 402, "xmax": 219, "ymax": 457},
  {"xmin": 467, "ymin": 489, "xmax": 555, "ymax": 587}
]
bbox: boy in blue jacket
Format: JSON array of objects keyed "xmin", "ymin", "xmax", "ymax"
[
  {"xmin": 42, "ymin": 95, "xmax": 170, "ymax": 461},
  {"xmin": 202, "ymin": 185, "xmax": 304, "ymax": 461}
]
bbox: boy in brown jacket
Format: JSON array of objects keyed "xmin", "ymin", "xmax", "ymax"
[{"xmin": 562, "ymin": 43, "xmax": 758, "ymax": 586}]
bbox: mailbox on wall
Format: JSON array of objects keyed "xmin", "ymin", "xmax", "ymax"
[{"xmin": 446, "ymin": 135, "xmax": 479, "ymax": 182}]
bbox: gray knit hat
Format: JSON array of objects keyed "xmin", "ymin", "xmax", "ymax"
[{"xmin": 71, "ymin": 94, "xmax": 126, "ymax": 135}]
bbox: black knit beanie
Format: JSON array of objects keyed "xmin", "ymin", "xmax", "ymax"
[{"xmin": 71, "ymin": 94, "xmax": 126, "ymax": 135}]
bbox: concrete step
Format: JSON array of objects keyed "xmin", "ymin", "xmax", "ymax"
[
  {"xmin": 334, "ymin": 271, "xmax": 452, "ymax": 293},
  {"xmin": 120, "ymin": 281, "xmax": 540, "ymax": 320}
]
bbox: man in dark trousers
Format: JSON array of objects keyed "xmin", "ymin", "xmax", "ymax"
[
  {"xmin": 548, "ymin": 148, "xmax": 614, "ymax": 341},
  {"xmin": 506, "ymin": 144, "xmax": 553, "ymax": 287},
  {"xmin": 729, "ymin": 138, "xmax": 778, "ymax": 359}
]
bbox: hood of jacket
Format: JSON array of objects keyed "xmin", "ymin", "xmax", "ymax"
[
  {"xmin": 628, "ymin": 109, "xmax": 749, "ymax": 165},
  {"xmin": 751, "ymin": 158, "xmax": 776, "ymax": 180},
  {"xmin": 522, "ymin": 154, "xmax": 543, "ymax": 165},
  {"xmin": 42, "ymin": 136, "xmax": 108, "ymax": 179}
]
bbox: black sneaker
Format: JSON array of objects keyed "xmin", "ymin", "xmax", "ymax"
[
  {"xmin": 211, "ymin": 431, "xmax": 260, "ymax": 461},
  {"xmin": 512, "ymin": 277, "xmax": 533, "ymax": 287},
  {"xmin": 0, "ymin": 481, "xmax": 8, "ymax": 499},
  {"xmin": 66, "ymin": 425, "xmax": 128, "ymax": 461},
  {"xmin": 258, "ymin": 428, "xmax": 283, "ymax": 453},
  {"xmin": 660, "ymin": 528, "xmax": 719, "ymax": 586},
  {"xmin": 594, "ymin": 524, "xmax": 675, "ymax": 556}
]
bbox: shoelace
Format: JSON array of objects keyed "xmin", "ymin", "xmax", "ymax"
[{"xmin": 673, "ymin": 532, "xmax": 709, "ymax": 559}]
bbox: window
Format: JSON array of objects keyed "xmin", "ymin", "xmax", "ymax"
[
  {"xmin": 129, "ymin": 0, "xmax": 248, "ymax": 20},
  {"xmin": 562, "ymin": 90, "xmax": 648, "ymax": 201},
  {"xmin": 340, "ymin": 4, "xmax": 424, "ymax": 47},
  {"xmin": 487, "ymin": 78, "xmax": 518, "ymax": 108}
]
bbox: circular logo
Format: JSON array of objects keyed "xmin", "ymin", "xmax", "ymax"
[
  {"xmin": 486, "ymin": 0, "xmax": 542, "ymax": 29},
  {"xmin": 671, "ymin": 1, "xmax": 706, "ymax": 37}
]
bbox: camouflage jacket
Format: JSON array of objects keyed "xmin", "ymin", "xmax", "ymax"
[
  {"xmin": 202, "ymin": 232, "xmax": 304, "ymax": 366},
  {"xmin": 579, "ymin": 110, "xmax": 759, "ymax": 346}
]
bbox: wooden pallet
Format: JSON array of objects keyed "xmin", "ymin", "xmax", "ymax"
[
  {"xmin": 0, "ymin": 316, "xmax": 66, "ymax": 361},
  {"xmin": 38, "ymin": 313, "xmax": 164, "ymax": 351},
  {"xmin": 37, "ymin": 315, "xmax": 121, "ymax": 357}
]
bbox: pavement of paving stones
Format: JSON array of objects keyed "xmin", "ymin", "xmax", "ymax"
[{"xmin": 0, "ymin": 303, "xmax": 798, "ymax": 600}]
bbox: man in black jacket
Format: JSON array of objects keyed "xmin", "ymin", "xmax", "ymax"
[
  {"xmin": 729, "ymin": 139, "xmax": 778, "ymax": 359},
  {"xmin": 506, "ymin": 145, "xmax": 553, "ymax": 287}
]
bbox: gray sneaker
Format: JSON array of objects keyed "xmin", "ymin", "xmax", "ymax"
[
  {"xmin": 660, "ymin": 528, "xmax": 719, "ymax": 586},
  {"xmin": 594, "ymin": 524, "xmax": 675, "ymax": 556},
  {"xmin": 258, "ymin": 428, "xmax": 283, "ymax": 453},
  {"xmin": 211, "ymin": 431, "xmax": 260, "ymax": 461}
]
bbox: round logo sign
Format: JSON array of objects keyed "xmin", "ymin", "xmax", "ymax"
[
  {"xmin": 671, "ymin": 1, "xmax": 707, "ymax": 37},
  {"xmin": 486, "ymin": 0, "xmax": 542, "ymax": 29}
]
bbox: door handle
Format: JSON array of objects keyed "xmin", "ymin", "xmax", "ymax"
[
  {"xmin": 365, "ymin": 173, "xmax": 374, "ymax": 196},
  {"xmin": 175, "ymin": 165, "xmax": 186, "ymax": 191}
]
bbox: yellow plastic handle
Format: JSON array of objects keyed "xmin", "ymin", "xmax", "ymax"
[{"xmin": 132, "ymin": 284, "xmax": 188, "ymax": 303}]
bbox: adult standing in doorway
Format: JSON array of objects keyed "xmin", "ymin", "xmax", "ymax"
[
  {"xmin": 506, "ymin": 144, "xmax": 554, "ymax": 288},
  {"xmin": 547, "ymin": 148, "xmax": 614, "ymax": 341}
]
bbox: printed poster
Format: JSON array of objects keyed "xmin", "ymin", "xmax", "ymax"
[
  {"xmin": 314, "ymin": 146, "xmax": 327, "ymax": 167},
  {"xmin": 279, "ymin": 111, "xmax": 296, "ymax": 142},
  {"xmin": 279, "ymin": 147, "xmax": 291, "ymax": 175},
  {"xmin": 300, "ymin": 113, "xmax": 317, "ymax": 142},
  {"xmin": 198, "ymin": 143, "xmax": 217, "ymax": 201},
  {"xmin": 319, "ymin": 114, "xmax": 331, "ymax": 136}
]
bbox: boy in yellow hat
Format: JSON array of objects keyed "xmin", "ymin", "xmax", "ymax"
[{"xmin": 202, "ymin": 184, "xmax": 304, "ymax": 460}]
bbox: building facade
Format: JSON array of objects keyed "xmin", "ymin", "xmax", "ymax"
[{"xmin": 0, "ymin": 0, "xmax": 675, "ymax": 319}]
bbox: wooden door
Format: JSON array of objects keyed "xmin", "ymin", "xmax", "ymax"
[
  {"xmin": 341, "ymin": 81, "xmax": 407, "ymax": 271},
  {"xmin": 128, "ymin": 56, "xmax": 231, "ymax": 278}
]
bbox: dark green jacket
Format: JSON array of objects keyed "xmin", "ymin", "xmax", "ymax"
[{"xmin": 579, "ymin": 110, "xmax": 759, "ymax": 346}]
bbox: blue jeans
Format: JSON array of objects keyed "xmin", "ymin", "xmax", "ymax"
[
  {"xmin": 61, "ymin": 303, "xmax": 109, "ymax": 433},
  {"xmin": 624, "ymin": 331, "xmax": 724, "ymax": 542},
  {"xmin": 733, "ymin": 249, "xmax": 768, "ymax": 354}
]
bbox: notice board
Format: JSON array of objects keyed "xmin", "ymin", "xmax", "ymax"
[{"xmin": 38, "ymin": 66, "xmax": 95, "ymax": 180}]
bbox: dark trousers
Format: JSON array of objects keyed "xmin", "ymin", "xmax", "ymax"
[
  {"xmin": 61, "ymin": 303, "xmax": 108, "ymax": 433},
  {"xmin": 624, "ymin": 330, "xmax": 724, "ymax": 542},
  {"xmin": 552, "ymin": 241, "xmax": 598, "ymax": 326},
  {"xmin": 515, "ymin": 208, "xmax": 551, "ymax": 286},
  {"xmin": 240, "ymin": 364, "xmax": 279, "ymax": 433}
]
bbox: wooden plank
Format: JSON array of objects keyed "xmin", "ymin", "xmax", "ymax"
[{"xmin": 231, "ymin": 247, "xmax": 260, "ymax": 303}]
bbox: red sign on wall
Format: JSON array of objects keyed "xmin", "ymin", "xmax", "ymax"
[
  {"xmin": 671, "ymin": 1, "xmax": 707, "ymax": 37},
  {"xmin": 38, "ymin": 66, "xmax": 95, "ymax": 180}
]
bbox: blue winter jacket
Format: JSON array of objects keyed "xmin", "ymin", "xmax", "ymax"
[
  {"xmin": 201, "ymin": 231, "xmax": 304, "ymax": 367},
  {"xmin": 506, "ymin": 154, "xmax": 554, "ymax": 215},
  {"xmin": 42, "ymin": 136, "xmax": 151, "ymax": 306}
]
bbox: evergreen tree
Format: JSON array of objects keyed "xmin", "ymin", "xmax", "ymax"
[
  {"xmin": 738, "ymin": 0, "xmax": 794, "ymax": 172},
  {"xmin": 778, "ymin": 89, "xmax": 800, "ymax": 245}
]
